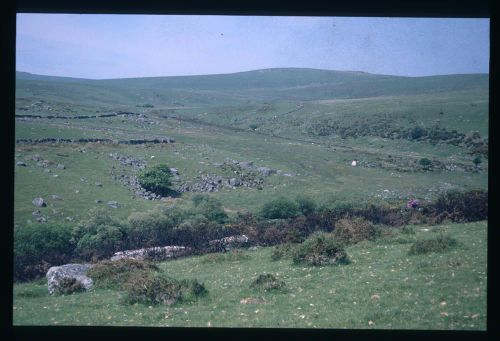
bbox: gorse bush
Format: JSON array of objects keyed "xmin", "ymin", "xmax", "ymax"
[
  {"xmin": 292, "ymin": 232, "xmax": 349, "ymax": 266},
  {"xmin": 123, "ymin": 273, "xmax": 207, "ymax": 306},
  {"xmin": 87, "ymin": 259, "xmax": 159, "ymax": 289},
  {"xmin": 333, "ymin": 217, "xmax": 377, "ymax": 244},
  {"xmin": 137, "ymin": 164, "xmax": 173, "ymax": 196},
  {"xmin": 250, "ymin": 274, "xmax": 287, "ymax": 292},
  {"xmin": 14, "ymin": 223, "xmax": 74, "ymax": 281},
  {"xmin": 409, "ymin": 234, "xmax": 458, "ymax": 255},
  {"xmin": 260, "ymin": 197, "xmax": 300, "ymax": 219}
]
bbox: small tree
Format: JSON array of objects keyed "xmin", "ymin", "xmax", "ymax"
[
  {"xmin": 260, "ymin": 197, "xmax": 300, "ymax": 219},
  {"xmin": 419, "ymin": 158, "xmax": 432, "ymax": 169},
  {"xmin": 473, "ymin": 156, "xmax": 482, "ymax": 167},
  {"xmin": 138, "ymin": 164, "xmax": 173, "ymax": 196}
]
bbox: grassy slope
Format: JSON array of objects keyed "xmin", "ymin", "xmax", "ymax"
[
  {"xmin": 16, "ymin": 69, "xmax": 488, "ymax": 111},
  {"xmin": 13, "ymin": 221, "xmax": 487, "ymax": 329}
]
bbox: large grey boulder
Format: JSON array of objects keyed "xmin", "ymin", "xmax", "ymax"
[
  {"xmin": 110, "ymin": 245, "xmax": 192, "ymax": 262},
  {"xmin": 32, "ymin": 197, "xmax": 46, "ymax": 207},
  {"xmin": 46, "ymin": 264, "xmax": 94, "ymax": 295}
]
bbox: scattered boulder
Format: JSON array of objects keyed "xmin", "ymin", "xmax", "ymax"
[
  {"xmin": 51, "ymin": 195, "xmax": 63, "ymax": 201},
  {"xmin": 36, "ymin": 216, "xmax": 47, "ymax": 223},
  {"xmin": 240, "ymin": 297, "xmax": 266, "ymax": 304},
  {"xmin": 32, "ymin": 197, "xmax": 46, "ymax": 207},
  {"xmin": 110, "ymin": 245, "xmax": 192, "ymax": 262},
  {"xmin": 57, "ymin": 164, "xmax": 65, "ymax": 169},
  {"xmin": 228, "ymin": 178, "xmax": 241, "ymax": 187},
  {"xmin": 46, "ymin": 263, "xmax": 94, "ymax": 295},
  {"xmin": 107, "ymin": 201, "xmax": 120, "ymax": 208},
  {"xmin": 16, "ymin": 161, "xmax": 27, "ymax": 167},
  {"xmin": 238, "ymin": 161, "xmax": 254, "ymax": 169},
  {"xmin": 209, "ymin": 235, "xmax": 249, "ymax": 252},
  {"xmin": 257, "ymin": 167, "xmax": 276, "ymax": 177},
  {"xmin": 95, "ymin": 182, "xmax": 103, "ymax": 187},
  {"xmin": 32, "ymin": 210, "xmax": 42, "ymax": 217},
  {"xmin": 95, "ymin": 199, "xmax": 102, "ymax": 204}
]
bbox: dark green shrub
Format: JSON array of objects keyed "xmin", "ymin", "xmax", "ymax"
[
  {"xmin": 72, "ymin": 208, "xmax": 127, "ymax": 260},
  {"xmin": 409, "ymin": 234, "xmax": 458, "ymax": 255},
  {"xmin": 333, "ymin": 217, "xmax": 377, "ymax": 244},
  {"xmin": 123, "ymin": 273, "xmax": 207, "ymax": 305},
  {"xmin": 14, "ymin": 223, "xmax": 74, "ymax": 281},
  {"xmin": 126, "ymin": 205, "xmax": 187, "ymax": 248},
  {"xmin": 250, "ymin": 274, "xmax": 287, "ymax": 292},
  {"xmin": 137, "ymin": 164, "xmax": 173, "ymax": 196},
  {"xmin": 292, "ymin": 232, "xmax": 349, "ymax": 266},
  {"xmin": 260, "ymin": 197, "xmax": 300, "ymax": 219},
  {"xmin": 410, "ymin": 126, "xmax": 426, "ymax": 140},
  {"xmin": 174, "ymin": 215, "xmax": 225, "ymax": 248},
  {"xmin": 295, "ymin": 196, "xmax": 317, "ymax": 216},
  {"xmin": 87, "ymin": 259, "xmax": 159, "ymax": 289},
  {"xmin": 191, "ymin": 195, "xmax": 227, "ymax": 223},
  {"xmin": 249, "ymin": 123, "xmax": 259, "ymax": 130},
  {"xmin": 419, "ymin": 158, "xmax": 432, "ymax": 167},
  {"xmin": 53, "ymin": 278, "xmax": 86, "ymax": 295},
  {"xmin": 473, "ymin": 156, "xmax": 482, "ymax": 167},
  {"xmin": 319, "ymin": 199, "xmax": 361, "ymax": 220}
]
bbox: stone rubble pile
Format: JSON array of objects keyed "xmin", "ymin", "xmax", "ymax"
[{"xmin": 110, "ymin": 245, "xmax": 192, "ymax": 261}]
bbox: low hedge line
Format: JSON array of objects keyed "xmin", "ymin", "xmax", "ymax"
[{"xmin": 14, "ymin": 190, "xmax": 487, "ymax": 282}]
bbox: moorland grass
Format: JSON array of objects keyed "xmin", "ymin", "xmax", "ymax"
[{"xmin": 13, "ymin": 221, "xmax": 487, "ymax": 329}]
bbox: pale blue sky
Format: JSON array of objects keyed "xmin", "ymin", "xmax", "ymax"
[{"xmin": 16, "ymin": 14, "xmax": 489, "ymax": 79}]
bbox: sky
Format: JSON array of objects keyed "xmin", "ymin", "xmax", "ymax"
[{"xmin": 16, "ymin": 14, "xmax": 489, "ymax": 79}]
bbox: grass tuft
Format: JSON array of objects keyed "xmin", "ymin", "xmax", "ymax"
[{"xmin": 409, "ymin": 233, "xmax": 458, "ymax": 255}]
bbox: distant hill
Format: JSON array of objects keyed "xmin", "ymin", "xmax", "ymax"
[{"xmin": 15, "ymin": 68, "xmax": 489, "ymax": 106}]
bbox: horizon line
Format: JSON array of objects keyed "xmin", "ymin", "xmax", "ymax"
[{"xmin": 15, "ymin": 67, "xmax": 489, "ymax": 81}]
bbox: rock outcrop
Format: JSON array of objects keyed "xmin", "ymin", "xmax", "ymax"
[
  {"xmin": 209, "ymin": 235, "xmax": 249, "ymax": 252},
  {"xmin": 46, "ymin": 263, "xmax": 94, "ymax": 294}
]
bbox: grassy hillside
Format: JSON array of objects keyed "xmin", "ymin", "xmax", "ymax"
[
  {"xmin": 13, "ymin": 68, "xmax": 488, "ymax": 226},
  {"xmin": 16, "ymin": 68, "xmax": 488, "ymax": 110},
  {"xmin": 13, "ymin": 221, "xmax": 487, "ymax": 329},
  {"xmin": 13, "ymin": 68, "xmax": 488, "ymax": 329}
]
